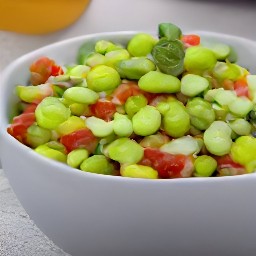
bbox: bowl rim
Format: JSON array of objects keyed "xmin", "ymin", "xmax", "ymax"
[{"xmin": 1, "ymin": 30, "xmax": 256, "ymax": 183}]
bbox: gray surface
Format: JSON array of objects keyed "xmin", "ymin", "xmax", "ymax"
[
  {"xmin": 0, "ymin": 170, "xmax": 69, "ymax": 256},
  {"xmin": 1, "ymin": 0, "xmax": 256, "ymax": 255}
]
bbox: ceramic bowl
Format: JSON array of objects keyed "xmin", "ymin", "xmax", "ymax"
[{"xmin": 1, "ymin": 31, "xmax": 256, "ymax": 256}]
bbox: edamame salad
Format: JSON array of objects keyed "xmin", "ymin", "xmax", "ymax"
[{"xmin": 7, "ymin": 23, "xmax": 256, "ymax": 179}]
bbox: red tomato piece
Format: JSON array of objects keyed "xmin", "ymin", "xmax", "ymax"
[
  {"xmin": 181, "ymin": 34, "xmax": 201, "ymax": 47},
  {"xmin": 215, "ymin": 154, "xmax": 244, "ymax": 169},
  {"xmin": 90, "ymin": 99, "xmax": 116, "ymax": 121},
  {"xmin": 7, "ymin": 112, "xmax": 36, "ymax": 143},
  {"xmin": 234, "ymin": 78, "xmax": 249, "ymax": 97},
  {"xmin": 140, "ymin": 148, "xmax": 189, "ymax": 178},
  {"xmin": 60, "ymin": 128, "xmax": 99, "ymax": 153},
  {"xmin": 29, "ymin": 56, "xmax": 63, "ymax": 85},
  {"xmin": 111, "ymin": 81, "xmax": 141, "ymax": 105}
]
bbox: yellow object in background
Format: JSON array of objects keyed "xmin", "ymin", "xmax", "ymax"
[{"xmin": 0, "ymin": 0, "xmax": 91, "ymax": 34}]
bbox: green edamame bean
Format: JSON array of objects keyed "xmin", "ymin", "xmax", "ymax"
[
  {"xmin": 163, "ymin": 101, "xmax": 190, "ymax": 138},
  {"xmin": 212, "ymin": 62, "xmax": 241, "ymax": 81},
  {"xmin": 85, "ymin": 52, "xmax": 106, "ymax": 67},
  {"xmin": 228, "ymin": 119, "xmax": 252, "ymax": 136},
  {"xmin": 181, "ymin": 74, "xmax": 209, "ymax": 97},
  {"xmin": 80, "ymin": 155, "xmax": 114, "ymax": 175},
  {"xmin": 127, "ymin": 33, "xmax": 156, "ymax": 57},
  {"xmin": 203, "ymin": 121, "xmax": 232, "ymax": 156},
  {"xmin": 26, "ymin": 124, "xmax": 52, "ymax": 148},
  {"xmin": 87, "ymin": 65, "xmax": 121, "ymax": 92},
  {"xmin": 67, "ymin": 149, "xmax": 89, "ymax": 168},
  {"xmin": 63, "ymin": 87, "xmax": 99, "ymax": 104},
  {"xmin": 67, "ymin": 65, "xmax": 91, "ymax": 78},
  {"xmin": 56, "ymin": 116, "xmax": 86, "ymax": 136},
  {"xmin": 105, "ymin": 49, "xmax": 130, "ymax": 67},
  {"xmin": 35, "ymin": 97, "xmax": 71, "ymax": 130},
  {"xmin": 228, "ymin": 97, "xmax": 253, "ymax": 117},
  {"xmin": 86, "ymin": 116, "xmax": 114, "ymax": 137},
  {"xmin": 113, "ymin": 113, "xmax": 133, "ymax": 137},
  {"xmin": 106, "ymin": 138, "xmax": 144, "ymax": 164},
  {"xmin": 194, "ymin": 155, "xmax": 217, "ymax": 177},
  {"xmin": 121, "ymin": 164, "xmax": 158, "ymax": 179},
  {"xmin": 184, "ymin": 46, "xmax": 217, "ymax": 73},
  {"xmin": 16, "ymin": 84, "xmax": 52, "ymax": 103},
  {"xmin": 95, "ymin": 40, "xmax": 122, "ymax": 54},
  {"xmin": 115, "ymin": 57, "xmax": 156, "ymax": 80},
  {"xmin": 132, "ymin": 105, "xmax": 161, "ymax": 136},
  {"xmin": 35, "ymin": 144, "xmax": 67, "ymax": 163},
  {"xmin": 186, "ymin": 97, "xmax": 215, "ymax": 130},
  {"xmin": 124, "ymin": 94, "xmax": 148, "ymax": 117},
  {"xmin": 138, "ymin": 71, "xmax": 181, "ymax": 93}
]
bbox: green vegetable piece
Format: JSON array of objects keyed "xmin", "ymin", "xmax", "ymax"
[
  {"xmin": 213, "ymin": 89, "xmax": 237, "ymax": 106},
  {"xmin": 231, "ymin": 136, "xmax": 256, "ymax": 166},
  {"xmin": 80, "ymin": 155, "xmax": 114, "ymax": 175},
  {"xmin": 245, "ymin": 160, "xmax": 256, "ymax": 173},
  {"xmin": 163, "ymin": 101, "xmax": 190, "ymax": 138},
  {"xmin": 77, "ymin": 41, "xmax": 96, "ymax": 65},
  {"xmin": 152, "ymin": 38, "xmax": 185, "ymax": 76},
  {"xmin": 16, "ymin": 84, "xmax": 52, "ymax": 103},
  {"xmin": 67, "ymin": 65, "xmax": 90, "ymax": 78},
  {"xmin": 115, "ymin": 57, "xmax": 156, "ymax": 80},
  {"xmin": 203, "ymin": 121, "xmax": 232, "ymax": 156},
  {"xmin": 204, "ymin": 43, "xmax": 231, "ymax": 60},
  {"xmin": 124, "ymin": 94, "xmax": 148, "ymax": 117},
  {"xmin": 86, "ymin": 116, "xmax": 114, "ymax": 137},
  {"xmin": 184, "ymin": 46, "xmax": 217, "ymax": 73},
  {"xmin": 56, "ymin": 116, "xmax": 86, "ymax": 136},
  {"xmin": 35, "ymin": 97, "xmax": 71, "ymax": 130},
  {"xmin": 113, "ymin": 113, "xmax": 133, "ymax": 137},
  {"xmin": 121, "ymin": 164, "xmax": 158, "ymax": 179},
  {"xmin": 212, "ymin": 61, "xmax": 242, "ymax": 81},
  {"xmin": 95, "ymin": 40, "xmax": 122, "ymax": 54},
  {"xmin": 181, "ymin": 74, "xmax": 209, "ymax": 97},
  {"xmin": 35, "ymin": 144, "xmax": 67, "ymax": 163},
  {"xmin": 186, "ymin": 97, "xmax": 215, "ymax": 130},
  {"xmin": 139, "ymin": 132, "xmax": 169, "ymax": 148},
  {"xmin": 132, "ymin": 105, "xmax": 161, "ymax": 136},
  {"xmin": 229, "ymin": 119, "xmax": 252, "ymax": 136},
  {"xmin": 158, "ymin": 22, "xmax": 182, "ymax": 40},
  {"xmin": 86, "ymin": 65, "xmax": 121, "ymax": 92},
  {"xmin": 85, "ymin": 52, "xmax": 106, "ymax": 67},
  {"xmin": 127, "ymin": 33, "xmax": 156, "ymax": 57},
  {"xmin": 194, "ymin": 155, "xmax": 217, "ymax": 177},
  {"xmin": 67, "ymin": 149, "xmax": 89, "ymax": 168},
  {"xmin": 63, "ymin": 87, "xmax": 99, "ymax": 104},
  {"xmin": 160, "ymin": 135, "xmax": 201, "ymax": 156},
  {"xmin": 138, "ymin": 70, "xmax": 181, "ymax": 93},
  {"xmin": 26, "ymin": 124, "xmax": 52, "ymax": 148},
  {"xmin": 228, "ymin": 97, "xmax": 253, "ymax": 117},
  {"xmin": 247, "ymin": 75, "xmax": 256, "ymax": 103},
  {"xmin": 105, "ymin": 49, "xmax": 130, "ymax": 67},
  {"xmin": 106, "ymin": 138, "xmax": 144, "ymax": 164}
]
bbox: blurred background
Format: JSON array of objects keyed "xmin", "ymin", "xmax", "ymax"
[
  {"xmin": 0, "ymin": 0, "xmax": 256, "ymax": 255},
  {"xmin": 1, "ymin": 0, "xmax": 256, "ymax": 71}
]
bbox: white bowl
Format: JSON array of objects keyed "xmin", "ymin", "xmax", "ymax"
[{"xmin": 1, "ymin": 31, "xmax": 256, "ymax": 256}]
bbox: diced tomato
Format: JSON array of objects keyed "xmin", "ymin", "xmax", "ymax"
[
  {"xmin": 60, "ymin": 128, "xmax": 99, "ymax": 153},
  {"xmin": 51, "ymin": 65, "xmax": 64, "ymax": 76},
  {"xmin": 140, "ymin": 148, "xmax": 193, "ymax": 178},
  {"xmin": 7, "ymin": 112, "xmax": 36, "ymax": 144},
  {"xmin": 215, "ymin": 154, "xmax": 244, "ymax": 169},
  {"xmin": 30, "ymin": 56, "xmax": 63, "ymax": 85},
  {"xmin": 90, "ymin": 99, "xmax": 116, "ymax": 121},
  {"xmin": 234, "ymin": 78, "xmax": 249, "ymax": 97},
  {"xmin": 111, "ymin": 81, "xmax": 141, "ymax": 105},
  {"xmin": 23, "ymin": 103, "xmax": 38, "ymax": 113},
  {"xmin": 181, "ymin": 34, "xmax": 201, "ymax": 47}
]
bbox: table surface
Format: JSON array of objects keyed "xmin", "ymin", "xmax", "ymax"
[{"xmin": 1, "ymin": 0, "xmax": 256, "ymax": 255}]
